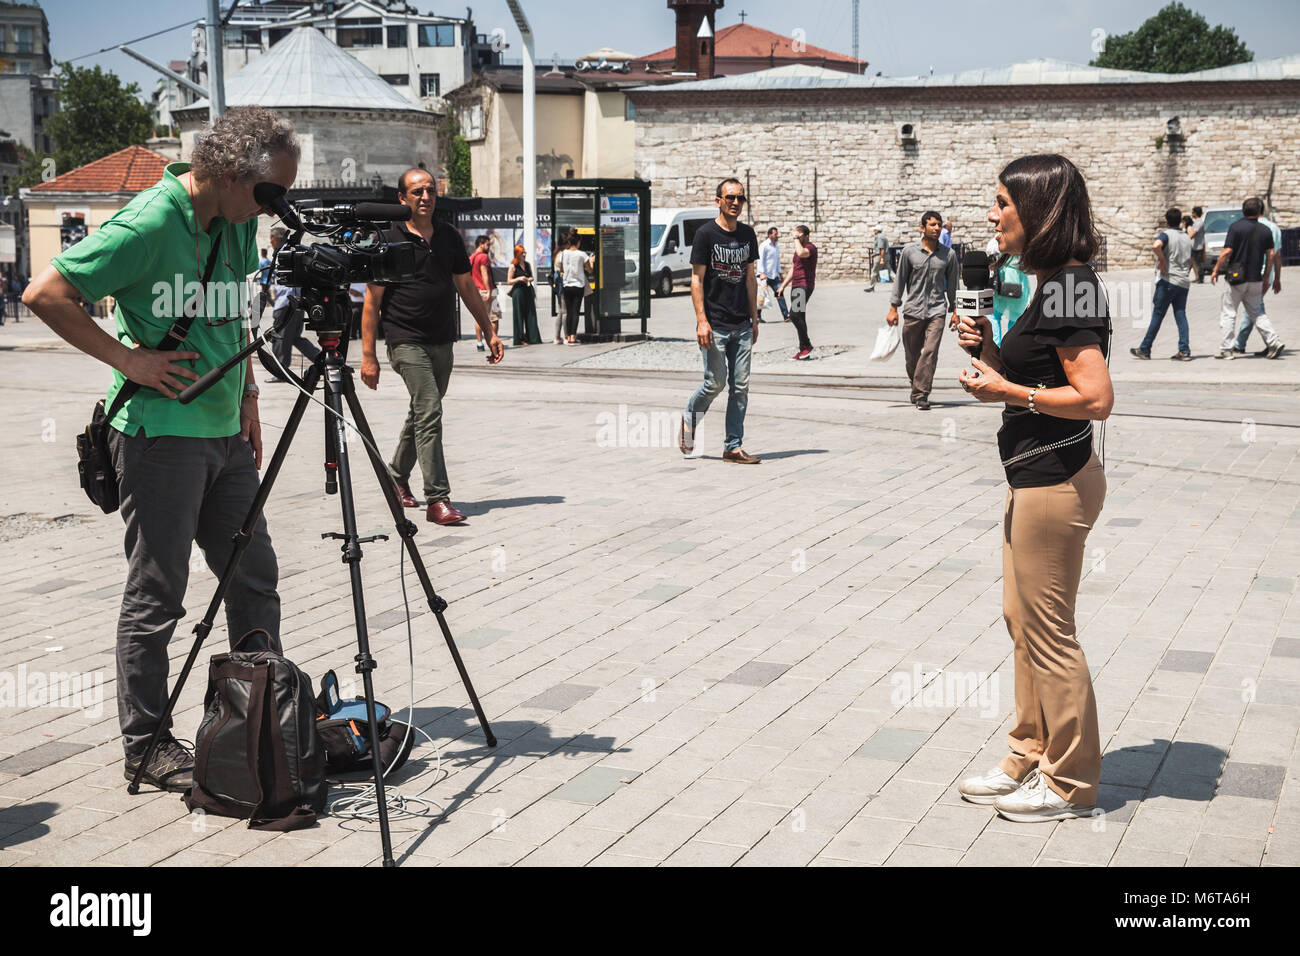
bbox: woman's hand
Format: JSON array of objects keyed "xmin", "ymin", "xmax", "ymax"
[
  {"xmin": 959, "ymin": 357, "xmax": 1009, "ymax": 403},
  {"xmin": 955, "ymin": 314, "xmax": 990, "ymax": 353}
]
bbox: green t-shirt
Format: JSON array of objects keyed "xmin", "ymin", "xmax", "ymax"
[{"xmin": 52, "ymin": 162, "xmax": 260, "ymax": 438}]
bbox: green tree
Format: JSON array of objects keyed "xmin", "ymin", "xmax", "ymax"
[
  {"xmin": 1091, "ymin": 3, "xmax": 1252, "ymax": 73},
  {"xmin": 42, "ymin": 63, "xmax": 153, "ymax": 175},
  {"xmin": 448, "ymin": 133, "xmax": 473, "ymax": 196},
  {"xmin": 11, "ymin": 145, "xmax": 53, "ymax": 191}
]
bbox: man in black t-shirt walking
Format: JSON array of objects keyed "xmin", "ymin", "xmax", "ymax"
[
  {"xmin": 1210, "ymin": 196, "xmax": 1282, "ymax": 360},
  {"xmin": 360, "ymin": 168, "xmax": 503, "ymax": 525},
  {"xmin": 680, "ymin": 178, "xmax": 761, "ymax": 463}
]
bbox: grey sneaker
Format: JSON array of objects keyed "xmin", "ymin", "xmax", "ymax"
[
  {"xmin": 1170, "ymin": 351, "xmax": 1192, "ymax": 361},
  {"xmin": 124, "ymin": 737, "xmax": 194, "ymax": 793},
  {"xmin": 1129, "ymin": 347, "xmax": 1150, "ymax": 360},
  {"xmin": 1215, "ymin": 349, "xmax": 1233, "ymax": 360},
  {"xmin": 958, "ymin": 766, "xmax": 1022, "ymax": 805},
  {"xmin": 993, "ymin": 769, "xmax": 1093, "ymax": 823},
  {"xmin": 1266, "ymin": 342, "xmax": 1285, "ymax": 359}
]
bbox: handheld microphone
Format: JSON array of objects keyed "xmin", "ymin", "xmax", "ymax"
[
  {"xmin": 956, "ymin": 249, "xmax": 995, "ymax": 359},
  {"xmin": 253, "ymin": 182, "xmax": 303, "ymax": 232}
]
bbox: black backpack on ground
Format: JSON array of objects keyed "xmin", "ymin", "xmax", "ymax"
[{"xmin": 184, "ymin": 629, "xmax": 327, "ymax": 831}]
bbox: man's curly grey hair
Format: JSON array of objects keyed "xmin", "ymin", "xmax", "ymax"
[{"xmin": 191, "ymin": 105, "xmax": 300, "ymax": 184}]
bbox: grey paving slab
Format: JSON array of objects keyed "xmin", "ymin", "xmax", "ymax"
[
  {"xmin": 1252, "ymin": 576, "xmax": 1294, "ymax": 593},
  {"xmin": 518, "ymin": 683, "xmax": 599, "ymax": 711},
  {"xmin": 458, "ymin": 627, "xmax": 511, "ymax": 649},
  {"xmin": 856, "ymin": 534, "xmax": 900, "ymax": 548},
  {"xmin": 721, "ymin": 660, "xmax": 790, "ymax": 688},
  {"xmin": 631, "ymin": 583, "xmax": 690, "ymax": 602},
  {"xmin": 19, "ymin": 578, "xmax": 85, "ymax": 595},
  {"xmin": 854, "ymin": 728, "xmax": 931, "ymax": 763},
  {"xmin": 1271, "ymin": 639, "xmax": 1300, "ymax": 658},
  {"xmin": 545, "ymin": 766, "xmax": 640, "ymax": 805},
  {"xmin": 1216, "ymin": 762, "xmax": 1286, "ymax": 800},
  {"xmin": 1159, "ymin": 650, "xmax": 1215, "ymax": 673},
  {"xmin": 0, "ymin": 742, "xmax": 92, "ymax": 777},
  {"xmin": 1107, "ymin": 518, "xmax": 1142, "ymax": 527}
]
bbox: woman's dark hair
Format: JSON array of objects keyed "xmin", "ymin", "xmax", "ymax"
[{"xmin": 998, "ymin": 154, "xmax": 1100, "ymax": 272}]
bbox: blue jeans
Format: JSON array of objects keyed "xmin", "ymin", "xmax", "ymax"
[
  {"xmin": 764, "ymin": 276, "xmax": 789, "ymax": 318},
  {"xmin": 685, "ymin": 326, "xmax": 752, "ymax": 452},
  {"xmin": 1140, "ymin": 279, "xmax": 1189, "ymax": 353}
]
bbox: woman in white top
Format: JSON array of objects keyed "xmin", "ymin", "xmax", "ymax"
[{"xmin": 556, "ymin": 232, "xmax": 592, "ymax": 344}]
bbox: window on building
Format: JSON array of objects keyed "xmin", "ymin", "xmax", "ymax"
[
  {"xmin": 269, "ymin": 28, "xmax": 291, "ymax": 46},
  {"xmin": 458, "ymin": 102, "xmax": 483, "ymax": 139},
  {"xmin": 380, "ymin": 73, "xmax": 409, "ymax": 86},
  {"xmin": 237, "ymin": 28, "xmax": 260, "ymax": 46},
  {"xmin": 337, "ymin": 18, "xmax": 383, "ymax": 48},
  {"xmin": 418, "ymin": 24, "xmax": 455, "ymax": 47},
  {"xmin": 420, "ymin": 73, "xmax": 441, "ymax": 97},
  {"xmin": 624, "ymin": 98, "xmax": 636, "ymax": 121},
  {"xmin": 387, "ymin": 25, "xmax": 407, "ymax": 47},
  {"xmin": 16, "ymin": 26, "xmax": 34, "ymax": 54}
]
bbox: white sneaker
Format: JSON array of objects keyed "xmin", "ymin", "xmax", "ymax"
[
  {"xmin": 993, "ymin": 769, "xmax": 1093, "ymax": 822},
  {"xmin": 957, "ymin": 766, "xmax": 1021, "ymax": 805}
]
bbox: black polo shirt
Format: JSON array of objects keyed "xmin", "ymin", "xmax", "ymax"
[{"xmin": 377, "ymin": 219, "xmax": 471, "ymax": 347}]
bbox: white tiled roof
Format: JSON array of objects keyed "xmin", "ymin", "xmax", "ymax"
[{"xmin": 184, "ymin": 26, "xmax": 422, "ymax": 113}]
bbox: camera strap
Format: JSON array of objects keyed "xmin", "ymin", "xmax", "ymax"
[{"xmin": 104, "ymin": 227, "xmax": 226, "ymax": 422}]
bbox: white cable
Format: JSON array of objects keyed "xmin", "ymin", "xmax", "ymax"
[{"xmin": 327, "ymin": 532, "xmax": 447, "ymax": 824}]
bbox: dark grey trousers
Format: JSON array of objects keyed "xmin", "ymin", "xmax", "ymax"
[
  {"xmin": 109, "ymin": 428, "xmax": 280, "ymax": 758},
  {"xmin": 902, "ymin": 312, "xmax": 947, "ymax": 403}
]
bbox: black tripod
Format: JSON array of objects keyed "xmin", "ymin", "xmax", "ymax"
[{"xmin": 127, "ymin": 307, "xmax": 497, "ymax": 869}]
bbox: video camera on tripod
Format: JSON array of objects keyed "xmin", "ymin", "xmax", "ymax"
[{"xmin": 254, "ymin": 183, "xmax": 417, "ymax": 337}]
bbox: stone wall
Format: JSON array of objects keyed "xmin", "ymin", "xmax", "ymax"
[{"xmin": 630, "ymin": 83, "xmax": 1300, "ymax": 276}]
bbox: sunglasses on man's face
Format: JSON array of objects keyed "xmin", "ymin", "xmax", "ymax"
[{"xmin": 720, "ymin": 194, "xmax": 747, "ymax": 205}]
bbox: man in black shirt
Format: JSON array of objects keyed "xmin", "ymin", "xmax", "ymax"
[
  {"xmin": 360, "ymin": 167, "xmax": 503, "ymax": 525},
  {"xmin": 1210, "ymin": 196, "xmax": 1282, "ymax": 360},
  {"xmin": 680, "ymin": 178, "xmax": 761, "ymax": 463}
]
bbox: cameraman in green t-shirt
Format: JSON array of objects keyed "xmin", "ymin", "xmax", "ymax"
[{"xmin": 23, "ymin": 107, "xmax": 299, "ymax": 794}]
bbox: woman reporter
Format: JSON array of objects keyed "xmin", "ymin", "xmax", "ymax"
[{"xmin": 954, "ymin": 154, "xmax": 1113, "ymax": 822}]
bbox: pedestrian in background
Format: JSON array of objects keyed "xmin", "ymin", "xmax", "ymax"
[
  {"xmin": 1211, "ymin": 196, "xmax": 1283, "ymax": 360},
  {"xmin": 1188, "ymin": 206, "xmax": 1206, "ymax": 283},
  {"xmin": 508, "ymin": 243, "xmax": 542, "ymax": 345},
  {"xmin": 556, "ymin": 231, "xmax": 591, "ymax": 345},
  {"xmin": 1233, "ymin": 211, "xmax": 1284, "ymax": 356},
  {"xmin": 887, "ymin": 211, "xmax": 958, "ymax": 410},
  {"xmin": 470, "ymin": 234, "xmax": 501, "ymax": 352},
  {"xmin": 1131, "ymin": 206, "xmax": 1193, "ymax": 361},
  {"xmin": 757, "ymin": 226, "xmax": 789, "ymax": 320},
  {"xmin": 780, "ymin": 224, "xmax": 817, "ymax": 359}
]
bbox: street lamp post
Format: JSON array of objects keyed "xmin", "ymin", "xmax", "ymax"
[{"xmin": 506, "ymin": 1, "xmax": 535, "ymax": 289}]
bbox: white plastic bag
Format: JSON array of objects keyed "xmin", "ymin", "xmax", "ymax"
[
  {"xmin": 870, "ymin": 323, "xmax": 901, "ymax": 361},
  {"xmin": 756, "ymin": 282, "xmax": 770, "ymax": 311}
]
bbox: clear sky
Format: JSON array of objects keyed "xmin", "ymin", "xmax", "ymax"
[{"xmin": 40, "ymin": 0, "xmax": 1300, "ymax": 99}]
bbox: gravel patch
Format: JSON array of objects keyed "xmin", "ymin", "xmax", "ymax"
[
  {"xmin": 0, "ymin": 513, "xmax": 91, "ymax": 542},
  {"xmin": 567, "ymin": 337, "xmax": 858, "ymax": 371}
]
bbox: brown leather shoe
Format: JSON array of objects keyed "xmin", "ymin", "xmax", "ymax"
[
  {"xmin": 427, "ymin": 500, "xmax": 467, "ymax": 525},
  {"xmin": 722, "ymin": 448, "xmax": 761, "ymax": 464},
  {"xmin": 394, "ymin": 479, "xmax": 419, "ymax": 509}
]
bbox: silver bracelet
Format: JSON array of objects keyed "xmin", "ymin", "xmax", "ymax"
[{"xmin": 1027, "ymin": 388, "xmax": 1039, "ymax": 414}]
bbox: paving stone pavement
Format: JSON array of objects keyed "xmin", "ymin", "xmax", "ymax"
[{"xmin": 1, "ymin": 281, "xmax": 1298, "ymax": 867}]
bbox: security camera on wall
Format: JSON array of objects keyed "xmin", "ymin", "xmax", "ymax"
[
  {"xmin": 898, "ymin": 122, "xmax": 917, "ymax": 144},
  {"xmin": 1165, "ymin": 116, "xmax": 1184, "ymax": 141}
]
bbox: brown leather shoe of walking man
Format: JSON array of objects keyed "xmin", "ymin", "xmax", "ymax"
[
  {"xmin": 427, "ymin": 500, "xmax": 467, "ymax": 525},
  {"xmin": 722, "ymin": 448, "xmax": 761, "ymax": 464}
]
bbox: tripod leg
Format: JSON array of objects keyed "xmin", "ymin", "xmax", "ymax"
[
  {"xmin": 339, "ymin": 369, "xmax": 498, "ymax": 748},
  {"xmin": 320, "ymin": 358, "xmax": 395, "ymax": 866},
  {"xmin": 130, "ymin": 361, "xmax": 324, "ymax": 794}
]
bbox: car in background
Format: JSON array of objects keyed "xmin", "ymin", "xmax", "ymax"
[
  {"xmin": 1200, "ymin": 205, "xmax": 1244, "ymax": 261},
  {"xmin": 649, "ymin": 207, "xmax": 718, "ymax": 297}
]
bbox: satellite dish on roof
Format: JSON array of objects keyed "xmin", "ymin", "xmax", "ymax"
[{"xmin": 575, "ymin": 60, "xmax": 591, "ymax": 71}]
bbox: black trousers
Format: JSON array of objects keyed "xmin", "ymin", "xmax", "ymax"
[
  {"xmin": 563, "ymin": 286, "xmax": 584, "ymax": 339},
  {"xmin": 789, "ymin": 286, "xmax": 813, "ymax": 351}
]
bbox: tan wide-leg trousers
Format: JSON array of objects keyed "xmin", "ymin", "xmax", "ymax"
[{"xmin": 998, "ymin": 453, "xmax": 1106, "ymax": 806}]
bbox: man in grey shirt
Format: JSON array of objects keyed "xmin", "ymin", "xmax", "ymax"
[
  {"xmin": 868, "ymin": 225, "xmax": 890, "ymax": 288},
  {"xmin": 1132, "ymin": 206, "xmax": 1194, "ymax": 361},
  {"xmin": 887, "ymin": 211, "xmax": 958, "ymax": 410}
]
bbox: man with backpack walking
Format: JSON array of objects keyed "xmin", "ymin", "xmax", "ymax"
[{"xmin": 1210, "ymin": 196, "xmax": 1283, "ymax": 360}]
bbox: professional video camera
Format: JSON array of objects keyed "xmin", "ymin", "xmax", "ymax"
[{"xmin": 254, "ymin": 183, "xmax": 417, "ymax": 335}]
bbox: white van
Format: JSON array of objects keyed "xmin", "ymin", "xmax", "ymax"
[
  {"xmin": 1200, "ymin": 204, "xmax": 1244, "ymax": 261},
  {"xmin": 649, "ymin": 207, "xmax": 720, "ymax": 296}
]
